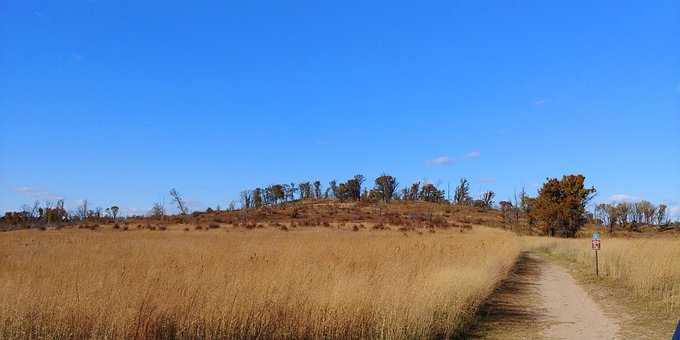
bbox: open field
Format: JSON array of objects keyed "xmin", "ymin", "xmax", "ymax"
[
  {"xmin": 1, "ymin": 199, "xmax": 678, "ymax": 339},
  {"xmin": 0, "ymin": 226, "xmax": 521, "ymax": 339}
]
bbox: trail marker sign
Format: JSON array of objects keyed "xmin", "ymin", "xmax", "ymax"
[
  {"xmin": 591, "ymin": 239, "xmax": 601, "ymax": 251},
  {"xmin": 592, "ymin": 232, "xmax": 601, "ymax": 277}
]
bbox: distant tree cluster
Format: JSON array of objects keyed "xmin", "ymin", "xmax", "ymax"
[
  {"xmin": 594, "ymin": 200, "xmax": 670, "ymax": 232},
  {"xmin": 238, "ymin": 174, "xmax": 495, "ymax": 208},
  {"xmin": 0, "ymin": 198, "xmax": 122, "ymax": 228}
]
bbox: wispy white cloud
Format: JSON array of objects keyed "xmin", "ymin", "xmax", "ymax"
[
  {"xmin": 429, "ymin": 156, "xmax": 451, "ymax": 166},
  {"xmin": 534, "ymin": 99, "xmax": 548, "ymax": 106},
  {"xmin": 15, "ymin": 186, "xmax": 34, "ymax": 194},
  {"xmin": 122, "ymin": 207, "xmax": 145, "ymax": 216},
  {"xmin": 479, "ymin": 178, "xmax": 496, "ymax": 184},
  {"xmin": 606, "ymin": 194, "xmax": 639, "ymax": 203},
  {"xmin": 428, "ymin": 150, "xmax": 481, "ymax": 166},
  {"xmin": 465, "ymin": 150, "xmax": 480, "ymax": 159},
  {"xmin": 14, "ymin": 186, "xmax": 63, "ymax": 200}
]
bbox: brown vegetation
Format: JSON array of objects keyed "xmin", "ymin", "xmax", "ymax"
[{"xmin": 0, "ymin": 227, "xmax": 520, "ymax": 339}]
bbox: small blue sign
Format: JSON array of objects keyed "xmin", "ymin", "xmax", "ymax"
[
  {"xmin": 672, "ymin": 320, "xmax": 680, "ymax": 340},
  {"xmin": 592, "ymin": 232, "xmax": 601, "ymax": 241}
]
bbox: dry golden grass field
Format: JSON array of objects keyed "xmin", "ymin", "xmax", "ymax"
[
  {"xmin": 0, "ymin": 226, "xmax": 521, "ymax": 339},
  {"xmin": 1, "ymin": 199, "xmax": 678, "ymax": 339}
]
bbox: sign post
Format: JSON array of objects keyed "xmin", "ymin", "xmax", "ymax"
[{"xmin": 592, "ymin": 232, "xmax": 601, "ymax": 277}]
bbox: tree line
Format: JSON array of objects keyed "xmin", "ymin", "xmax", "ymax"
[
  {"xmin": 2, "ymin": 174, "xmax": 675, "ymax": 237},
  {"xmin": 238, "ymin": 175, "xmax": 497, "ymax": 209},
  {"xmin": 1, "ymin": 199, "xmax": 121, "ymax": 226},
  {"xmin": 235, "ymin": 174, "xmax": 604, "ymax": 237},
  {"xmin": 594, "ymin": 200, "xmax": 670, "ymax": 232}
]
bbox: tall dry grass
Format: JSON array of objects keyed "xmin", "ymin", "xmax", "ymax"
[
  {"xmin": 523, "ymin": 235, "xmax": 680, "ymax": 314},
  {"xmin": 0, "ymin": 227, "xmax": 520, "ymax": 339}
]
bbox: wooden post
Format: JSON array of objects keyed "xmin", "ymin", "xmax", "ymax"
[
  {"xmin": 595, "ymin": 250, "xmax": 599, "ymax": 277},
  {"xmin": 592, "ymin": 232, "xmax": 601, "ymax": 277}
]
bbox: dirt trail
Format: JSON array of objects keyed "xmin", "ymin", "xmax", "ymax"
[
  {"xmin": 473, "ymin": 253, "xmax": 622, "ymax": 339},
  {"xmin": 537, "ymin": 255, "xmax": 619, "ymax": 339}
]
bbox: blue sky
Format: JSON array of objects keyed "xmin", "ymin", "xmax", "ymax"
[{"xmin": 1, "ymin": 1, "xmax": 679, "ymax": 218}]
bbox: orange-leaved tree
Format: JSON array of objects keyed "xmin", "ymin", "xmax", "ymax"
[{"xmin": 533, "ymin": 174, "xmax": 596, "ymax": 237}]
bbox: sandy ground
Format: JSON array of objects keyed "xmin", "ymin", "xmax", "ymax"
[
  {"xmin": 537, "ymin": 255, "xmax": 620, "ymax": 339},
  {"xmin": 473, "ymin": 253, "xmax": 623, "ymax": 339}
]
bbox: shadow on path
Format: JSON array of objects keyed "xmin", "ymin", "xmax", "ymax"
[{"xmin": 467, "ymin": 252, "xmax": 546, "ymax": 338}]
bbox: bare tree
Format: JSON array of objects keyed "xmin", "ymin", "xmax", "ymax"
[
  {"xmin": 313, "ymin": 181, "xmax": 322, "ymax": 199},
  {"xmin": 31, "ymin": 200, "xmax": 41, "ymax": 219},
  {"xmin": 149, "ymin": 202, "xmax": 165, "ymax": 218},
  {"xmin": 93, "ymin": 207, "xmax": 103, "ymax": 221},
  {"xmin": 240, "ymin": 190, "xmax": 252, "ymax": 210},
  {"xmin": 252, "ymin": 188, "xmax": 263, "ymax": 208},
  {"xmin": 615, "ymin": 202, "xmax": 632, "ymax": 228},
  {"xmin": 285, "ymin": 183, "xmax": 297, "ymax": 201},
  {"xmin": 299, "ymin": 182, "xmax": 312, "ymax": 200},
  {"xmin": 328, "ymin": 180, "xmax": 338, "ymax": 199},
  {"xmin": 351, "ymin": 175, "xmax": 365, "ymax": 201},
  {"xmin": 636, "ymin": 200, "xmax": 656, "ymax": 224},
  {"xmin": 656, "ymin": 204, "xmax": 668, "ymax": 225},
  {"xmin": 110, "ymin": 206, "xmax": 120, "ymax": 220},
  {"xmin": 169, "ymin": 188, "xmax": 188, "ymax": 215},
  {"xmin": 54, "ymin": 199, "xmax": 67, "ymax": 223},
  {"xmin": 77, "ymin": 200, "xmax": 89, "ymax": 220},
  {"xmin": 499, "ymin": 201, "xmax": 513, "ymax": 223},
  {"xmin": 480, "ymin": 191, "xmax": 495, "ymax": 208},
  {"xmin": 453, "ymin": 178, "xmax": 471, "ymax": 205}
]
